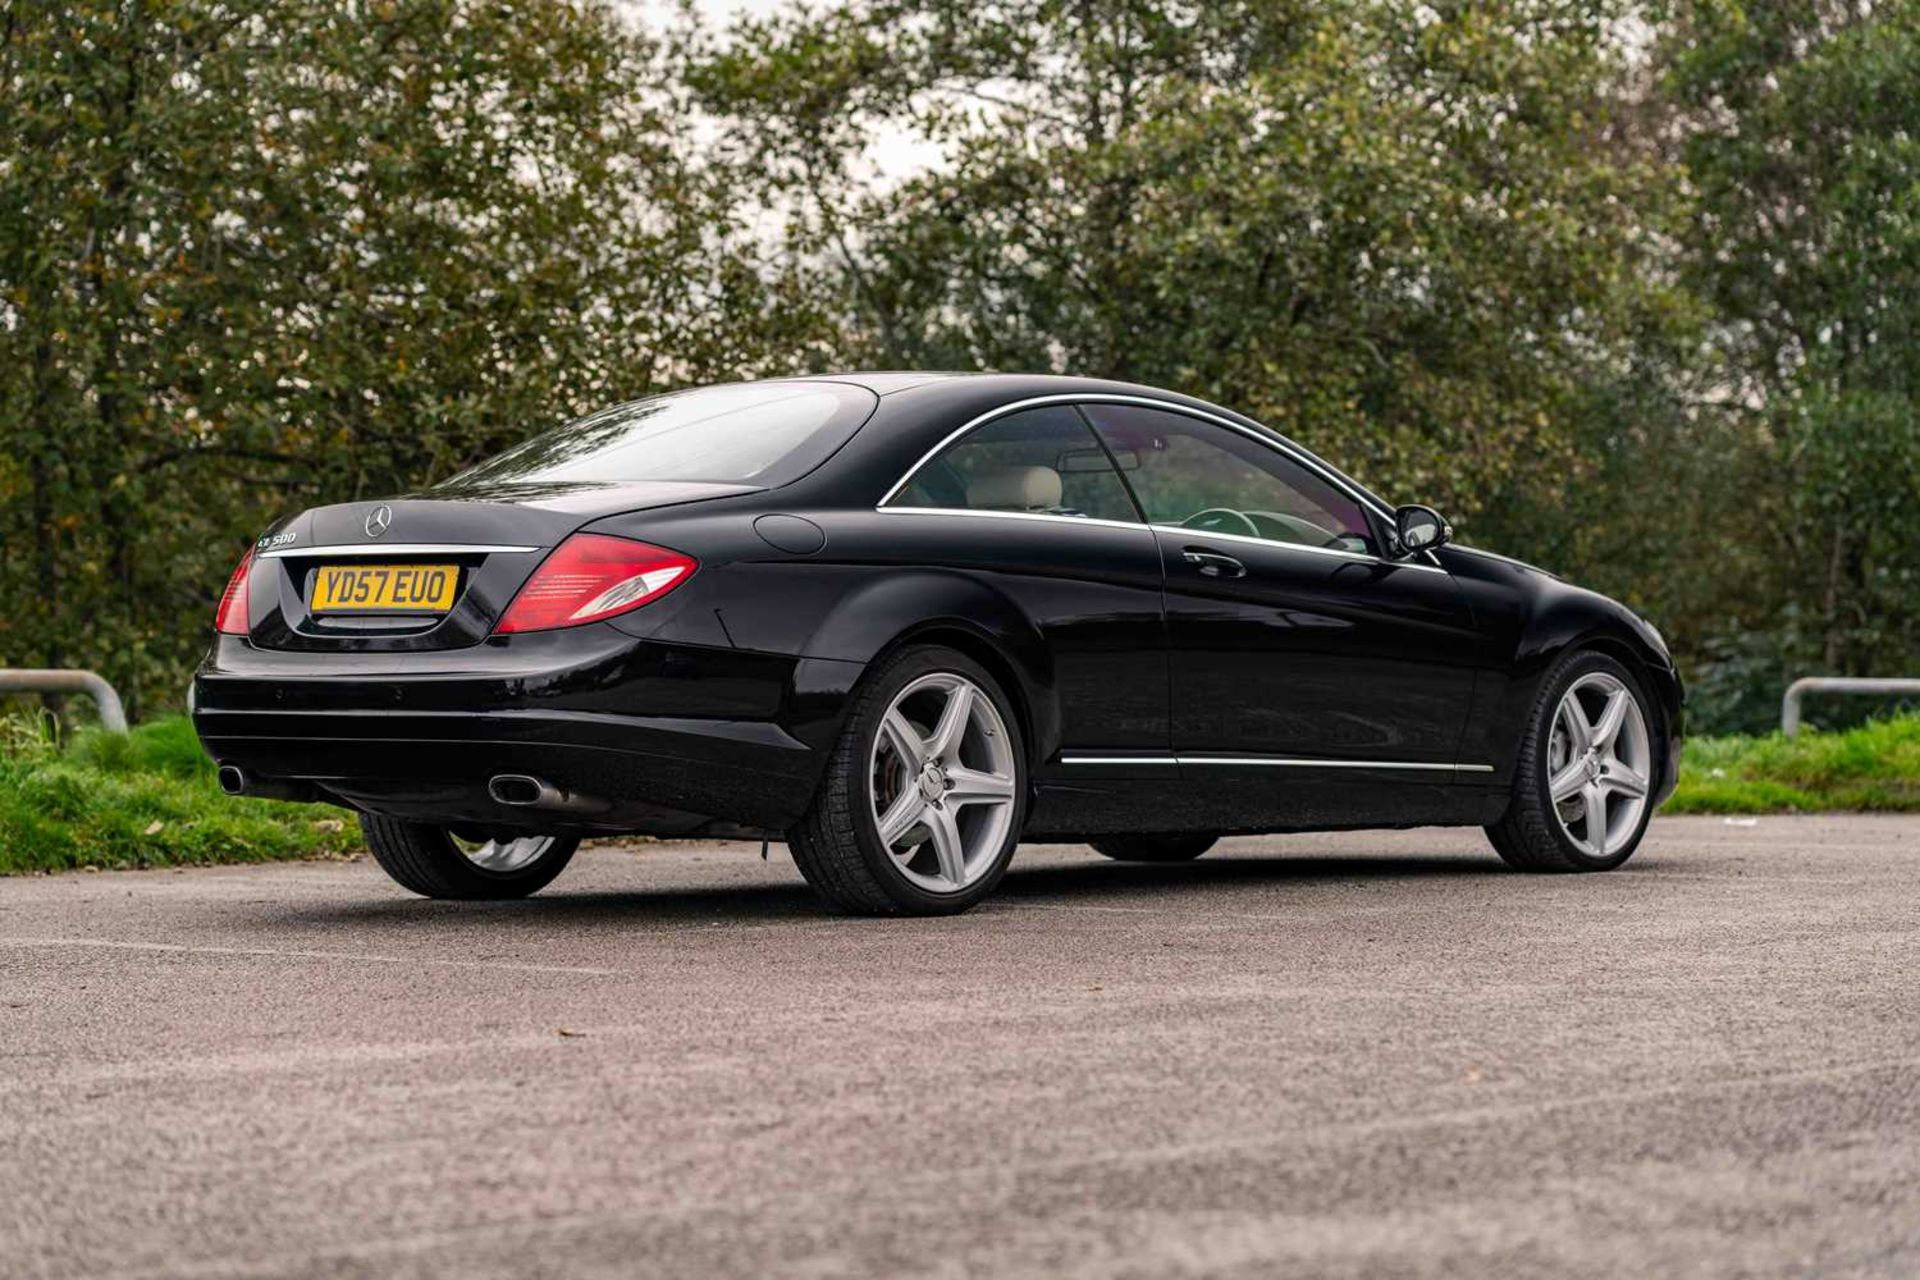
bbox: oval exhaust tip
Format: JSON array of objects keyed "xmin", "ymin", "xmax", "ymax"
[
  {"xmin": 489, "ymin": 774, "xmax": 545, "ymax": 807},
  {"xmin": 216, "ymin": 765, "xmax": 246, "ymax": 796}
]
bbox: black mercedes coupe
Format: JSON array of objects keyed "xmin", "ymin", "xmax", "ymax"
[{"xmin": 193, "ymin": 373, "xmax": 1682, "ymax": 914}]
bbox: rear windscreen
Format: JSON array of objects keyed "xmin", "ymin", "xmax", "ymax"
[{"xmin": 439, "ymin": 381, "xmax": 878, "ymax": 491}]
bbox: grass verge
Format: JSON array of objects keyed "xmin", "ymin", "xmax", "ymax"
[
  {"xmin": 2, "ymin": 710, "xmax": 1913, "ymax": 875},
  {"xmin": 1665, "ymin": 714, "xmax": 1920, "ymax": 814},
  {"xmin": 0, "ymin": 714, "xmax": 358, "ymax": 875}
]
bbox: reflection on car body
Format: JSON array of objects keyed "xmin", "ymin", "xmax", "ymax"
[{"xmin": 195, "ymin": 373, "xmax": 1682, "ymax": 915}]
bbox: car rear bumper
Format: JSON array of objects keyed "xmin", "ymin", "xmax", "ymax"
[{"xmin": 191, "ymin": 629, "xmax": 861, "ymax": 835}]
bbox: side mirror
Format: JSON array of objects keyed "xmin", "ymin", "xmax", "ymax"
[{"xmin": 1393, "ymin": 504, "xmax": 1451, "ymax": 556}]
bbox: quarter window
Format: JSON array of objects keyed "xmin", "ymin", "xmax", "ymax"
[
  {"xmin": 888, "ymin": 406, "xmax": 1140, "ymax": 524},
  {"xmin": 1079, "ymin": 404, "xmax": 1376, "ymax": 555}
]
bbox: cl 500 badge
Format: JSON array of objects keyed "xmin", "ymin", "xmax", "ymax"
[{"xmin": 257, "ymin": 530, "xmax": 297, "ymax": 551}]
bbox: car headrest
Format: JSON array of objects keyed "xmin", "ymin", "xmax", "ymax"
[{"xmin": 966, "ymin": 465, "xmax": 1063, "ymax": 511}]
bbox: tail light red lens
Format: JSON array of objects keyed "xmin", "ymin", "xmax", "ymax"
[
  {"xmin": 494, "ymin": 534, "xmax": 696, "ymax": 634},
  {"xmin": 214, "ymin": 550, "xmax": 255, "ymax": 635}
]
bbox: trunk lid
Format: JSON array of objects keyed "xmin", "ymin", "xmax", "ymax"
[{"xmin": 247, "ymin": 481, "xmax": 754, "ymax": 652}]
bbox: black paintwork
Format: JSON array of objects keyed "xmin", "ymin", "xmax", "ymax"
[{"xmin": 192, "ymin": 373, "xmax": 1683, "ymax": 841}]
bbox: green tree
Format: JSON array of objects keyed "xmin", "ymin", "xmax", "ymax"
[
  {"xmin": 689, "ymin": 0, "xmax": 1698, "ymax": 536},
  {"xmin": 1663, "ymin": 1, "xmax": 1920, "ymax": 717},
  {"xmin": 0, "ymin": 0, "xmax": 819, "ymax": 714}
]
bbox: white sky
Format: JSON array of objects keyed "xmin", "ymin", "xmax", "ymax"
[{"xmin": 626, "ymin": 0, "xmax": 945, "ymax": 185}]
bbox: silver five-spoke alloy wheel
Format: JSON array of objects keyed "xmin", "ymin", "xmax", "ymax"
[
  {"xmin": 1546, "ymin": 672, "xmax": 1651, "ymax": 857},
  {"xmin": 451, "ymin": 834, "xmax": 557, "ymax": 874},
  {"xmin": 869, "ymin": 672, "xmax": 1018, "ymax": 893}
]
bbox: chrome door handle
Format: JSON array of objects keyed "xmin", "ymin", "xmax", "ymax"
[{"xmin": 1182, "ymin": 548, "xmax": 1246, "ymax": 579}]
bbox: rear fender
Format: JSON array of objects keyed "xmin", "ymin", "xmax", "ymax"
[{"xmin": 802, "ymin": 570, "xmax": 1058, "ymax": 763}]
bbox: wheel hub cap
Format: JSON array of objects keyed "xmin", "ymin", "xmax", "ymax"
[
  {"xmin": 918, "ymin": 763, "xmax": 945, "ymax": 803},
  {"xmin": 868, "ymin": 671, "xmax": 1018, "ymax": 893},
  {"xmin": 1547, "ymin": 672, "xmax": 1652, "ymax": 858}
]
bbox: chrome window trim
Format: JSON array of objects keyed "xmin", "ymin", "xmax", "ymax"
[
  {"xmin": 1060, "ymin": 752, "xmax": 1493, "ymax": 773},
  {"xmin": 874, "ymin": 393, "xmax": 1446, "ymax": 573},
  {"xmin": 876, "ymin": 506, "xmax": 1449, "ymax": 574},
  {"xmin": 875, "ymin": 506, "xmax": 1148, "ymax": 534},
  {"xmin": 258, "ymin": 542, "xmax": 540, "ymax": 560},
  {"xmin": 1146, "ymin": 523, "xmax": 1450, "ymax": 574}
]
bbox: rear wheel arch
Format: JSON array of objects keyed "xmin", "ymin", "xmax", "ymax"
[
  {"xmin": 788, "ymin": 643, "xmax": 1031, "ymax": 915},
  {"xmin": 803, "ymin": 571, "xmax": 1057, "ymax": 767},
  {"xmin": 867, "ymin": 622, "xmax": 1049, "ymax": 773}
]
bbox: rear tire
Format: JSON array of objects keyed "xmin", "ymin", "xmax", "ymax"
[
  {"xmin": 1486, "ymin": 649, "xmax": 1658, "ymax": 873},
  {"xmin": 1090, "ymin": 833, "xmax": 1219, "ymax": 863},
  {"xmin": 789, "ymin": 644, "xmax": 1027, "ymax": 916},
  {"xmin": 360, "ymin": 815, "xmax": 578, "ymax": 899}
]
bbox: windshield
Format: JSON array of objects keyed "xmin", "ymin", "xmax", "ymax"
[{"xmin": 439, "ymin": 381, "xmax": 878, "ymax": 491}]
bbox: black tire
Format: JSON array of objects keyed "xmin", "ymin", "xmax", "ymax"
[
  {"xmin": 360, "ymin": 815, "xmax": 578, "ymax": 899},
  {"xmin": 788, "ymin": 644, "xmax": 1028, "ymax": 916},
  {"xmin": 1089, "ymin": 833, "xmax": 1220, "ymax": 862},
  {"xmin": 1486, "ymin": 649, "xmax": 1657, "ymax": 873}
]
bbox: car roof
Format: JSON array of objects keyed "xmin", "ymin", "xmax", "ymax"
[
  {"xmin": 799, "ymin": 371, "xmax": 1219, "ymax": 402},
  {"xmin": 795, "ymin": 371, "xmax": 957, "ymax": 395},
  {"xmin": 778, "ymin": 372, "xmax": 1401, "ymax": 522}
]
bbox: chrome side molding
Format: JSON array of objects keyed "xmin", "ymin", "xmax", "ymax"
[{"xmin": 1060, "ymin": 753, "xmax": 1494, "ymax": 773}]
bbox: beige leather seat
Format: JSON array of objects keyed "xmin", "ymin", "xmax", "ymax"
[{"xmin": 965, "ymin": 465, "xmax": 1063, "ymax": 512}]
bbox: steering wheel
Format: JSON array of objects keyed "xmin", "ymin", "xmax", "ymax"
[
  {"xmin": 1180, "ymin": 507, "xmax": 1261, "ymax": 538},
  {"xmin": 1247, "ymin": 509, "xmax": 1354, "ymax": 550}
]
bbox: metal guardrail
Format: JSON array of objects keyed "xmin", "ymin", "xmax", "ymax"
[
  {"xmin": 1782, "ymin": 677, "xmax": 1920, "ymax": 738},
  {"xmin": 0, "ymin": 668, "xmax": 129, "ymax": 733},
  {"xmin": 9, "ymin": 667, "xmax": 1910, "ymax": 742}
]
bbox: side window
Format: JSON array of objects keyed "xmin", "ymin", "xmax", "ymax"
[
  {"xmin": 1080, "ymin": 404, "xmax": 1376, "ymax": 555},
  {"xmin": 887, "ymin": 405, "xmax": 1141, "ymax": 524}
]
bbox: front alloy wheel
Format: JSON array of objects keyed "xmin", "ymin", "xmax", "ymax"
[
  {"xmin": 1486, "ymin": 651, "xmax": 1658, "ymax": 872},
  {"xmin": 1543, "ymin": 671, "xmax": 1653, "ymax": 858},
  {"xmin": 790, "ymin": 645, "xmax": 1028, "ymax": 915}
]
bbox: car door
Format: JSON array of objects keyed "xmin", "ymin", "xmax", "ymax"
[
  {"xmin": 1079, "ymin": 401, "xmax": 1482, "ymax": 829},
  {"xmin": 875, "ymin": 403, "xmax": 1175, "ymax": 834}
]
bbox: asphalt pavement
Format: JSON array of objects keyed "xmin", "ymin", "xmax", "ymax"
[{"xmin": 2, "ymin": 815, "xmax": 1917, "ymax": 1279}]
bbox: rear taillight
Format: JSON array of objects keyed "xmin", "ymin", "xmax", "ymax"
[
  {"xmin": 215, "ymin": 550, "xmax": 255, "ymax": 635},
  {"xmin": 493, "ymin": 534, "xmax": 696, "ymax": 634}
]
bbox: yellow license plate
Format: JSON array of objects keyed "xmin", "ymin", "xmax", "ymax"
[{"xmin": 311, "ymin": 564, "xmax": 459, "ymax": 613}]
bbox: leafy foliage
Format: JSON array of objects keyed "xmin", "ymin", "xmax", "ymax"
[
  {"xmin": 684, "ymin": 0, "xmax": 1918, "ymax": 732},
  {"xmin": 0, "ymin": 0, "xmax": 824, "ymax": 713},
  {"xmin": 689, "ymin": 1, "xmax": 1696, "ymax": 529},
  {"xmin": 1660, "ymin": 1, "xmax": 1920, "ymax": 718},
  {"xmin": 2, "ymin": 0, "xmax": 1915, "ymax": 736}
]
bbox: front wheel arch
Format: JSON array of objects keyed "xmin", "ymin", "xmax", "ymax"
[
  {"xmin": 1572, "ymin": 634, "xmax": 1676, "ymax": 780},
  {"xmin": 1488, "ymin": 631, "xmax": 1676, "ymax": 817}
]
